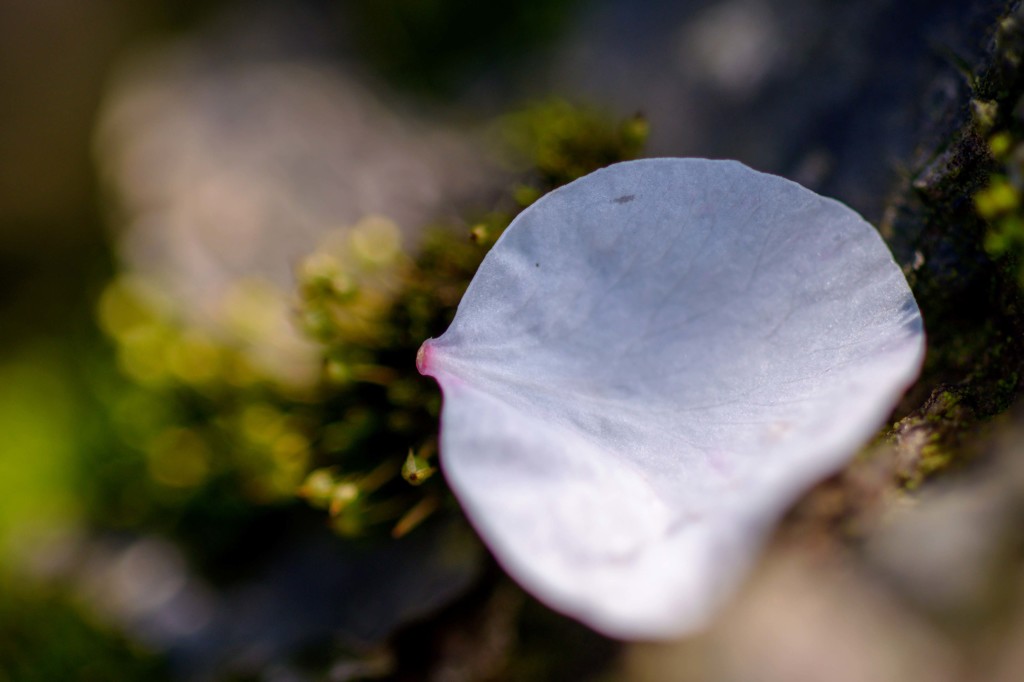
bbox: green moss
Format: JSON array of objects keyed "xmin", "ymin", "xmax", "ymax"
[
  {"xmin": 878, "ymin": 8, "xmax": 1024, "ymax": 488},
  {"xmin": 96, "ymin": 102, "xmax": 647, "ymax": 539},
  {"xmin": 890, "ymin": 384, "xmax": 973, "ymax": 489},
  {"xmin": 293, "ymin": 101, "xmax": 647, "ymax": 535},
  {"xmin": 499, "ymin": 98, "xmax": 649, "ymax": 188}
]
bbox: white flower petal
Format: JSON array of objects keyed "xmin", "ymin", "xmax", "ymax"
[{"xmin": 418, "ymin": 158, "xmax": 924, "ymax": 639}]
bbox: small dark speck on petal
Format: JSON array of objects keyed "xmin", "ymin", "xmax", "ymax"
[
  {"xmin": 613, "ymin": 194, "xmax": 635, "ymax": 204},
  {"xmin": 535, "ymin": 262, "xmax": 540, "ymax": 267}
]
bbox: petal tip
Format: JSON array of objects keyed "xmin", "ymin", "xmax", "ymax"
[{"xmin": 416, "ymin": 340, "xmax": 433, "ymax": 376}]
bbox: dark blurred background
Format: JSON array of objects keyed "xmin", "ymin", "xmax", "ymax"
[{"xmin": 0, "ymin": 1, "xmax": 1015, "ymax": 680}]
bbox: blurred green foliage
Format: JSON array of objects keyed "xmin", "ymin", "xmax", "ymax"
[
  {"xmin": 0, "ymin": 99, "xmax": 644, "ymax": 679},
  {"xmin": 0, "ymin": 350, "xmax": 83, "ymax": 546},
  {"xmin": 0, "ymin": 580, "xmax": 168, "ymax": 682},
  {"xmin": 88, "ymin": 100, "xmax": 648, "ymax": 545}
]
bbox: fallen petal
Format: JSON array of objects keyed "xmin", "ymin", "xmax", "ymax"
[{"xmin": 419, "ymin": 158, "xmax": 924, "ymax": 639}]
